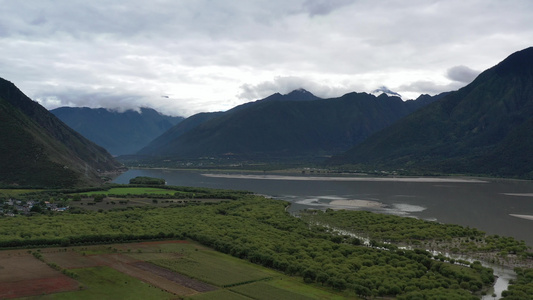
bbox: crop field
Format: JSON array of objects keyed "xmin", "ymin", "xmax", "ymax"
[
  {"xmin": 149, "ymin": 245, "xmax": 276, "ymax": 287},
  {"xmin": 35, "ymin": 266, "xmax": 176, "ymax": 300},
  {"xmin": 0, "ymin": 250, "xmax": 79, "ymax": 299},
  {"xmin": 0, "ymin": 240, "xmax": 342, "ymax": 299},
  {"xmin": 187, "ymin": 289, "xmax": 252, "ymax": 300},
  {"xmin": 230, "ymin": 281, "xmax": 314, "ymax": 300},
  {"xmin": 68, "ymin": 197, "xmax": 220, "ymax": 211}
]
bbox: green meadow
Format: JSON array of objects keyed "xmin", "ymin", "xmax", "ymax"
[
  {"xmin": 0, "ymin": 189, "xmax": 43, "ymax": 197},
  {"xmin": 150, "ymin": 245, "xmax": 274, "ymax": 287},
  {"xmin": 26, "ymin": 266, "xmax": 174, "ymax": 300},
  {"xmin": 80, "ymin": 187, "xmax": 179, "ymax": 196}
]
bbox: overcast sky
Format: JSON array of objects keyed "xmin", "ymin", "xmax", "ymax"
[{"xmin": 1, "ymin": 0, "xmax": 532, "ymax": 116}]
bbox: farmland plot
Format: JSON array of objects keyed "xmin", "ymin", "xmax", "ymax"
[{"xmin": 0, "ymin": 250, "xmax": 79, "ymax": 299}]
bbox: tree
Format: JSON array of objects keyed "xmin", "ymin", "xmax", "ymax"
[{"xmin": 93, "ymin": 194, "xmax": 105, "ymax": 202}]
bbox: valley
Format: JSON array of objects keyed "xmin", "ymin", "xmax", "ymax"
[{"xmin": 2, "ymin": 44, "xmax": 533, "ymax": 299}]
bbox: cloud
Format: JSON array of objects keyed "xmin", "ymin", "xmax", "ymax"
[
  {"xmin": 34, "ymin": 88, "xmax": 150, "ymax": 112},
  {"xmin": 1, "ymin": 1, "xmax": 533, "ymax": 116},
  {"xmin": 237, "ymin": 76, "xmax": 364, "ymax": 100},
  {"xmin": 397, "ymin": 80, "xmax": 464, "ymax": 98},
  {"xmin": 446, "ymin": 65, "xmax": 481, "ymax": 83}
]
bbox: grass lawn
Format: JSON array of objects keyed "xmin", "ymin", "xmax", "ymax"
[{"xmin": 27, "ymin": 266, "xmax": 174, "ymax": 300}]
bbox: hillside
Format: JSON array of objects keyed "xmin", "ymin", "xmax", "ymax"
[
  {"xmin": 0, "ymin": 78, "xmax": 123, "ymax": 187},
  {"xmin": 138, "ymin": 111, "xmax": 225, "ymax": 156},
  {"xmin": 51, "ymin": 107, "xmax": 184, "ymax": 155},
  {"xmin": 329, "ymin": 47, "xmax": 533, "ymax": 178},
  {"xmin": 138, "ymin": 89, "xmax": 439, "ymax": 162}
]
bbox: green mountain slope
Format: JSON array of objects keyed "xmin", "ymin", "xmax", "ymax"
[
  {"xmin": 329, "ymin": 47, "xmax": 533, "ymax": 178},
  {"xmin": 0, "ymin": 78, "xmax": 123, "ymax": 187},
  {"xmin": 138, "ymin": 90, "xmax": 438, "ymax": 162},
  {"xmin": 51, "ymin": 107, "xmax": 184, "ymax": 155},
  {"xmin": 139, "ymin": 111, "xmax": 224, "ymax": 156}
]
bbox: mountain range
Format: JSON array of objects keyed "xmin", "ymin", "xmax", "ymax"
[
  {"xmin": 137, "ymin": 89, "xmax": 442, "ymax": 162},
  {"xmin": 4, "ymin": 47, "xmax": 533, "ymax": 182},
  {"xmin": 51, "ymin": 107, "xmax": 184, "ymax": 156},
  {"xmin": 329, "ymin": 47, "xmax": 533, "ymax": 178},
  {"xmin": 0, "ymin": 78, "xmax": 122, "ymax": 188}
]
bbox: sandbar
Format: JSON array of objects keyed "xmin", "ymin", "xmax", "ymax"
[
  {"xmin": 329, "ymin": 199, "xmax": 385, "ymax": 208},
  {"xmin": 509, "ymin": 214, "xmax": 533, "ymax": 221},
  {"xmin": 202, "ymin": 174, "xmax": 487, "ymax": 183}
]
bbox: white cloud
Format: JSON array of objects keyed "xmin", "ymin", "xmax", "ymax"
[
  {"xmin": 237, "ymin": 76, "xmax": 364, "ymax": 100},
  {"xmin": 0, "ymin": 0, "xmax": 532, "ymax": 116}
]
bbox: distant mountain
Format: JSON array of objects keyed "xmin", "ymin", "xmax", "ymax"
[
  {"xmin": 329, "ymin": 47, "xmax": 533, "ymax": 178},
  {"xmin": 0, "ymin": 78, "xmax": 123, "ymax": 187},
  {"xmin": 139, "ymin": 111, "xmax": 224, "ymax": 156},
  {"xmin": 138, "ymin": 89, "xmax": 439, "ymax": 162},
  {"xmin": 371, "ymin": 86, "xmax": 402, "ymax": 98},
  {"xmin": 51, "ymin": 107, "xmax": 184, "ymax": 155}
]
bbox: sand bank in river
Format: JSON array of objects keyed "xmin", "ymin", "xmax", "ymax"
[
  {"xmin": 202, "ymin": 173, "xmax": 487, "ymax": 183},
  {"xmin": 509, "ymin": 214, "xmax": 533, "ymax": 221},
  {"xmin": 329, "ymin": 199, "xmax": 385, "ymax": 208},
  {"xmin": 503, "ymin": 193, "xmax": 533, "ymax": 197}
]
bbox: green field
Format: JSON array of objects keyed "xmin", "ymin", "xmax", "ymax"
[
  {"xmin": 0, "ymin": 189, "xmax": 42, "ymax": 197},
  {"xmin": 150, "ymin": 244, "xmax": 275, "ymax": 287},
  {"xmin": 187, "ymin": 289, "xmax": 252, "ymax": 300},
  {"xmin": 27, "ymin": 266, "xmax": 174, "ymax": 300},
  {"xmin": 81, "ymin": 187, "xmax": 179, "ymax": 196},
  {"xmin": 230, "ymin": 281, "xmax": 313, "ymax": 300},
  {"xmin": 14, "ymin": 240, "xmax": 346, "ymax": 300},
  {"xmin": 146, "ymin": 242, "xmax": 348, "ymax": 299}
]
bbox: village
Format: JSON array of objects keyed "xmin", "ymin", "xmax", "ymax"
[{"xmin": 0, "ymin": 198, "xmax": 69, "ymax": 216}]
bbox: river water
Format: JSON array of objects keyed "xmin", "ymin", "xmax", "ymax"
[{"xmin": 114, "ymin": 168, "xmax": 533, "ymax": 298}]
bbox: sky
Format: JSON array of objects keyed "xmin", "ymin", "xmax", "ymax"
[{"xmin": 1, "ymin": 0, "xmax": 532, "ymax": 117}]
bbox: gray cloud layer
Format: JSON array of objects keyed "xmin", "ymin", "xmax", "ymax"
[
  {"xmin": 446, "ymin": 65, "xmax": 480, "ymax": 83},
  {"xmin": 1, "ymin": 0, "xmax": 532, "ymax": 116}
]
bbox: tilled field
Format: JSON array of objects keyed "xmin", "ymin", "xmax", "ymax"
[{"xmin": 0, "ymin": 251, "xmax": 79, "ymax": 299}]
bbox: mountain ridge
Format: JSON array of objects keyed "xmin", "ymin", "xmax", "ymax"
[
  {"xmin": 137, "ymin": 89, "xmax": 440, "ymax": 162},
  {"xmin": 0, "ymin": 78, "xmax": 123, "ymax": 187},
  {"xmin": 328, "ymin": 47, "xmax": 533, "ymax": 178},
  {"xmin": 51, "ymin": 107, "xmax": 184, "ymax": 155}
]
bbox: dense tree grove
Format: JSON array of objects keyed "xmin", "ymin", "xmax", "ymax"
[
  {"xmin": 0, "ymin": 192, "xmax": 498, "ymax": 298},
  {"xmin": 128, "ymin": 176, "xmax": 166, "ymax": 185},
  {"xmin": 501, "ymin": 268, "xmax": 533, "ymax": 299},
  {"xmin": 300, "ymin": 209, "xmax": 531, "ymax": 257}
]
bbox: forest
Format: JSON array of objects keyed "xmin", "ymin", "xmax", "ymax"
[{"xmin": 300, "ymin": 209, "xmax": 531, "ymax": 259}]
